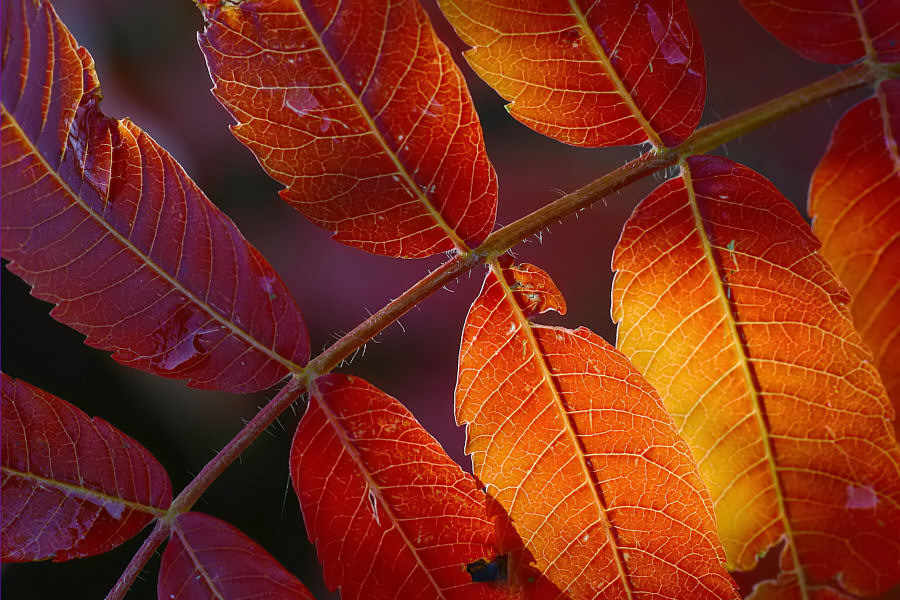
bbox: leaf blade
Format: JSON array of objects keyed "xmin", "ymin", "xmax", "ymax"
[
  {"xmin": 438, "ymin": 0, "xmax": 706, "ymax": 148},
  {"xmin": 457, "ymin": 260, "xmax": 739, "ymax": 599},
  {"xmin": 158, "ymin": 512, "xmax": 314, "ymax": 600},
  {"xmin": 290, "ymin": 373, "xmax": 512, "ymax": 600},
  {"xmin": 1, "ymin": 374, "xmax": 172, "ymax": 562},
  {"xmin": 810, "ymin": 79, "xmax": 900, "ymax": 436},
  {"xmin": 0, "ymin": 0, "xmax": 309, "ymax": 393},
  {"xmin": 739, "ymin": 0, "xmax": 900, "ymax": 63},
  {"xmin": 612, "ymin": 155, "xmax": 900, "ymax": 597},
  {"xmin": 197, "ymin": 0, "xmax": 498, "ymax": 258}
]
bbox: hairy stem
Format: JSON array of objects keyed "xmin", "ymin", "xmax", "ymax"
[
  {"xmin": 109, "ymin": 57, "xmax": 893, "ymax": 598},
  {"xmin": 105, "ymin": 376, "xmax": 306, "ymax": 600}
]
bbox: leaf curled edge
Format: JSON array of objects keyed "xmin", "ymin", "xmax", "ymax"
[
  {"xmin": 457, "ymin": 259, "xmax": 739, "ymax": 599},
  {"xmin": 0, "ymin": 0, "xmax": 309, "ymax": 393},
  {"xmin": 1, "ymin": 374, "xmax": 172, "ymax": 562}
]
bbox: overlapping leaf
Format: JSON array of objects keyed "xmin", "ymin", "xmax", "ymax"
[
  {"xmin": 612, "ymin": 155, "xmax": 900, "ymax": 597},
  {"xmin": 438, "ymin": 0, "xmax": 705, "ymax": 148},
  {"xmin": 810, "ymin": 79, "xmax": 900, "ymax": 435},
  {"xmin": 0, "ymin": 0, "xmax": 309, "ymax": 393},
  {"xmin": 196, "ymin": 0, "xmax": 497, "ymax": 258},
  {"xmin": 456, "ymin": 260, "xmax": 738, "ymax": 599},
  {"xmin": 158, "ymin": 512, "xmax": 313, "ymax": 600},
  {"xmin": 1, "ymin": 374, "xmax": 171, "ymax": 562},
  {"xmin": 290, "ymin": 373, "xmax": 511, "ymax": 600},
  {"xmin": 740, "ymin": 0, "xmax": 900, "ymax": 64}
]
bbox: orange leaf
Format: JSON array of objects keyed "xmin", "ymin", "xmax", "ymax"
[
  {"xmin": 289, "ymin": 373, "xmax": 513, "ymax": 600},
  {"xmin": 612, "ymin": 155, "xmax": 900, "ymax": 597},
  {"xmin": 457, "ymin": 259, "xmax": 738, "ymax": 599},
  {"xmin": 196, "ymin": 0, "xmax": 497, "ymax": 258},
  {"xmin": 438, "ymin": 0, "xmax": 705, "ymax": 148},
  {"xmin": 810, "ymin": 79, "xmax": 900, "ymax": 437}
]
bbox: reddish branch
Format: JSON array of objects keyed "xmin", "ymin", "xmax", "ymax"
[{"xmin": 105, "ymin": 58, "xmax": 896, "ymax": 600}]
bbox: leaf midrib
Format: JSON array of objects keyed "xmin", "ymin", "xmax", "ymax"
[
  {"xmin": 490, "ymin": 258, "xmax": 636, "ymax": 600},
  {"xmin": 287, "ymin": 0, "xmax": 470, "ymax": 253},
  {"xmin": 1, "ymin": 104, "xmax": 304, "ymax": 379},
  {"xmin": 681, "ymin": 160, "xmax": 810, "ymax": 599},
  {"xmin": 567, "ymin": 0, "xmax": 664, "ymax": 148}
]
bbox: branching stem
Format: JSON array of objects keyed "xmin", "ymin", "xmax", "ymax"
[{"xmin": 107, "ymin": 57, "xmax": 896, "ymax": 599}]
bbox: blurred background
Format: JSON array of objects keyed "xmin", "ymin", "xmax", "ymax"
[{"xmin": 1, "ymin": 1, "xmax": 869, "ymax": 598}]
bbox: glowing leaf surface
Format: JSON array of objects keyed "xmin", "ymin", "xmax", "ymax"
[
  {"xmin": 612, "ymin": 155, "xmax": 900, "ymax": 597},
  {"xmin": 457, "ymin": 260, "xmax": 738, "ymax": 599},
  {"xmin": 290, "ymin": 373, "xmax": 511, "ymax": 600},
  {"xmin": 197, "ymin": 0, "xmax": 497, "ymax": 258},
  {"xmin": 438, "ymin": 0, "xmax": 706, "ymax": 147},
  {"xmin": 810, "ymin": 79, "xmax": 900, "ymax": 434},
  {"xmin": 0, "ymin": 0, "xmax": 309, "ymax": 392},
  {"xmin": 158, "ymin": 512, "xmax": 313, "ymax": 600},
  {"xmin": 1, "ymin": 374, "xmax": 171, "ymax": 562}
]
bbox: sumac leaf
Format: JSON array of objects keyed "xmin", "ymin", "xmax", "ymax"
[
  {"xmin": 197, "ymin": 0, "xmax": 497, "ymax": 258},
  {"xmin": 739, "ymin": 0, "xmax": 900, "ymax": 63},
  {"xmin": 1, "ymin": 374, "xmax": 171, "ymax": 562},
  {"xmin": 158, "ymin": 512, "xmax": 313, "ymax": 600},
  {"xmin": 0, "ymin": 0, "xmax": 309, "ymax": 393},
  {"xmin": 810, "ymin": 79, "xmax": 900, "ymax": 434},
  {"xmin": 456, "ymin": 260, "xmax": 739, "ymax": 599},
  {"xmin": 290, "ymin": 373, "xmax": 512, "ymax": 600},
  {"xmin": 612, "ymin": 155, "xmax": 900, "ymax": 597},
  {"xmin": 438, "ymin": 0, "xmax": 706, "ymax": 148}
]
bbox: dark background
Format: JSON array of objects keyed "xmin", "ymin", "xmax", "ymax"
[{"xmin": 1, "ymin": 1, "xmax": 868, "ymax": 598}]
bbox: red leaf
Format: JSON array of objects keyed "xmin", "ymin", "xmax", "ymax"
[
  {"xmin": 810, "ymin": 79, "xmax": 900, "ymax": 435},
  {"xmin": 1, "ymin": 374, "xmax": 171, "ymax": 562},
  {"xmin": 612, "ymin": 155, "xmax": 900, "ymax": 597},
  {"xmin": 457, "ymin": 260, "xmax": 739, "ymax": 599},
  {"xmin": 197, "ymin": 0, "xmax": 498, "ymax": 258},
  {"xmin": 0, "ymin": 0, "xmax": 309, "ymax": 393},
  {"xmin": 739, "ymin": 0, "xmax": 900, "ymax": 63},
  {"xmin": 438, "ymin": 0, "xmax": 706, "ymax": 147},
  {"xmin": 158, "ymin": 512, "xmax": 313, "ymax": 600},
  {"xmin": 746, "ymin": 575, "xmax": 855, "ymax": 600},
  {"xmin": 290, "ymin": 373, "xmax": 511, "ymax": 600}
]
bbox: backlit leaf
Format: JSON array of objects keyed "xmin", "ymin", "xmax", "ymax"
[
  {"xmin": 290, "ymin": 373, "xmax": 511, "ymax": 600},
  {"xmin": 739, "ymin": 0, "xmax": 900, "ymax": 64},
  {"xmin": 0, "ymin": 0, "xmax": 309, "ymax": 393},
  {"xmin": 612, "ymin": 155, "xmax": 900, "ymax": 597},
  {"xmin": 158, "ymin": 512, "xmax": 313, "ymax": 600},
  {"xmin": 196, "ymin": 0, "xmax": 497, "ymax": 258},
  {"xmin": 1, "ymin": 374, "xmax": 171, "ymax": 562},
  {"xmin": 456, "ymin": 260, "xmax": 739, "ymax": 599},
  {"xmin": 438, "ymin": 0, "xmax": 706, "ymax": 148},
  {"xmin": 810, "ymin": 79, "xmax": 900, "ymax": 435}
]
